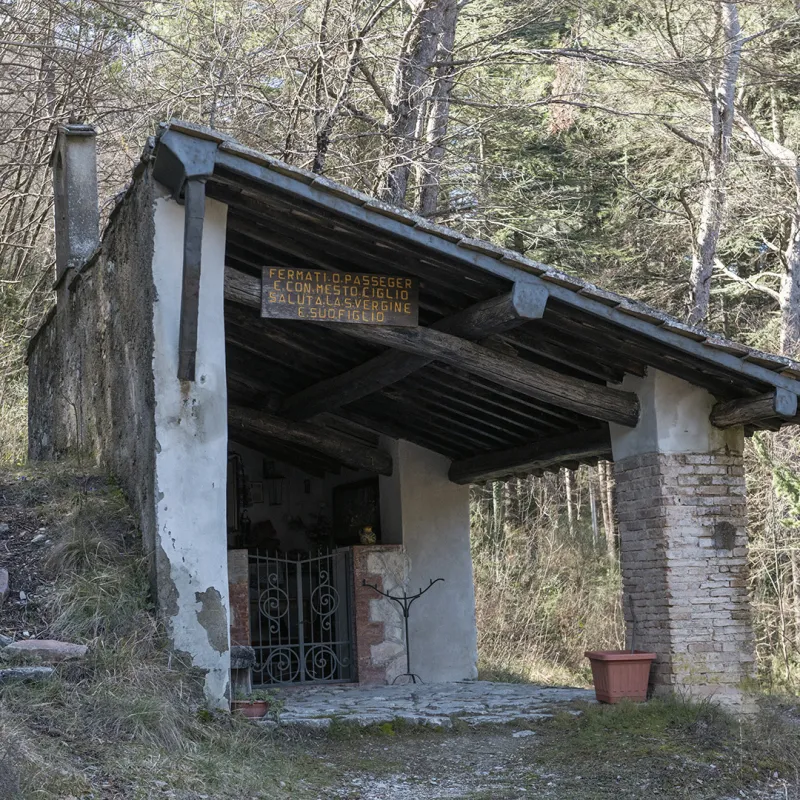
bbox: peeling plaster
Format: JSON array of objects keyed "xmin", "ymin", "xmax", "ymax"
[{"xmin": 195, "ymin": 587, "xmax": 228, "ymax": 654}]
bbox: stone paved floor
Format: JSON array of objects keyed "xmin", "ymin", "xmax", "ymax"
[{"xmin": 269, "ymin": 681, "xmax": 595, "ymax": 728}]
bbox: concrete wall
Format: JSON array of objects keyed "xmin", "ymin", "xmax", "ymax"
[
  {"xmin": 28, "ymin": 171, "xmax": 158, "ymax": 560},
  {"xmin": 379, "ymin": 438, "xmax": 478, "ymax": 682},
  {"xmin": 151, "ymin": 193, "xmax": 230, "ymax": 707}
]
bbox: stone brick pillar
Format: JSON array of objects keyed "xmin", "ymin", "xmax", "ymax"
[
  {"xmin": 351, "ymin": 545, "xmax": 407, "ymax": 685},
  {"xmin": 610, "ymin": 369, "xmax": 755, "ymax": 709},
  {"xmin": 227, "ymin": 549, "xmax": 251, "ymax": 647}
]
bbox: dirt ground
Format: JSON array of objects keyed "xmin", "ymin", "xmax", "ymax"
[
  {"xmin": 0, "ymin": 472, "xmax": 54, "ymax": 637},
  {"xmin": 289, "ymin": 719, "xmax": 798, "ymax": 800}
]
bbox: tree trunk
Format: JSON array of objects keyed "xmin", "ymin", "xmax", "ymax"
[
  {"xmin": 379, "ymin": 0, "xmax": 447, "ymax": 206},
  {"xmin": 688, "ymin": 2, "xmax": 741, "ymax": 326},
  {"xmin": 779, "ymin": 170, "xmax": 800, "ymax": 357},
  {"xmin": 564, "ymin": 468, "xmax": 575, "ymax": 537},
  {"xmin": 589, "ymin": 477, "xmax": 599, "ymax": 547},
  {"xmin": 600, "ymin": 461, "xmax": 616, "ymax": 559},
  {"xmin": 792, "ymin": 546, "xmax": 800, "ymax": 649},
  {"xmin": 417, "ymin": 0, "xmax": 458, "ymax": 216}
]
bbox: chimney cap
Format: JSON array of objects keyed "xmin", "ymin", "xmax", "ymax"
[
  {"xmin": 58, "ymin": 122, "xmax": 96, "ymax": 137},
  {"xmin": 50, "ymin": 123, "xmax": 97, "ymax": 167}
]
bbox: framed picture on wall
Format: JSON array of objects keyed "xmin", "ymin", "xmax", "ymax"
[{"xmin": 250, "ymin": 481, "xmax": 264, "ymax": 504}]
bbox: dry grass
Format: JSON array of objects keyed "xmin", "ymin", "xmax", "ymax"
[
  {"xmin": 0, "ymin": 463, "xmax": 328, "ymax": 799},
  {"xmin": 471, "ymin": 473, "xmax": 623, "ymax": 688},
  {"xmin": 0, "ymin": 379, "xmax": 27, "ymax": 467}
]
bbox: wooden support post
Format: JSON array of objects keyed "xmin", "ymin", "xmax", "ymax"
[
  {"xmin": 710, "ymin": 389, "xmax": 798, "ymax": 428},
  {"xmin": 448, "ymin": 429, "xmax": 612, "ymax": 484},
  {"xmin": 228, "ymin": 405, "xmax": 393, "ymax": 475}
]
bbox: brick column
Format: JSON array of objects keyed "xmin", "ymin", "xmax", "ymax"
[
  {"xmin": 351, "ymin": 545, "xmax": 407, "ymax": 685},
  {"xmin": 610, "ymin": 370, "xmax": 755, "ymax": 709},
  {"xmin": 227, "ymin": 549, "xmax": 250, "ymax": 646}
]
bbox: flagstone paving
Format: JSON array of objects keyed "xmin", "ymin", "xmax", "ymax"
[{"xmin": 269, "ymin": 680, "xmax": 595, "ymax": 728}]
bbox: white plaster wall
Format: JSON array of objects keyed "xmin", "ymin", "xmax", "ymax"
[
  {"xmin": 382, "ymin": 439, "xmax": 478, "ymax": 682},
  {"xmin": 151, "ymin": 192, "xmax": 231, "ymax": 708},
  {"xmin": 610, "ymin": 369, "xmax": 744, "ymax": 460}
]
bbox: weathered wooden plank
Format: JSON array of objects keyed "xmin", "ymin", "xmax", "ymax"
[
  {"xmin": 425, "ymin": 364, "xmax": 581, "ymax": 426},
  {"xmin": 504, "ymin": 326, "xmax": 643, "ymax": 381},
  {"xmin": 449, "ymin": 429, "xmax": 612, "ymax": 484},
  {"xmin": 374, "ymin": 389, "xmax": 520, "ymax": 449},
  {"xmin": 212, "ymin": 176, "xmax": 505, "ymax": 298},
  {"xmin": 228, "ymin": 404, "xmax": 393, "ymax": 475},
  {"xmin": 222, "ymin": 267, "xmax": 604, "ymax": 427},
  {"xmin": 226, "ymin": 212, "xmax": 481, "ymax": 308},
  {"xmin": 281, "ymin": 282, "xmax": 547, "ymax": 419},
  {"xmin": 334, "ymin": 408, "xmax": 465, "ymax": 460},
  {"xmin": 315, "ymin": 323, "xmax": 639, "ymax": 426},
  {"xmin": 710, "ymin": 389, "xmax": 798, "ymax": 428},
  {"xmin": 389, "ymin": 378, "xmax": 548, "ymax": 438},
  {"xmin": 225, "ymin": 266, "xmax": 261, "ymax": 308}
]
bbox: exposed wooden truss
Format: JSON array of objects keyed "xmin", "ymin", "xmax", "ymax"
[{"xmin": 283, "ymin": 282, "xmax": 549, "ymax": 419}]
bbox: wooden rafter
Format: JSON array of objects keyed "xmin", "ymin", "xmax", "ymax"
[{"xmin": 283, "ymin": 282, "xmax": 548, "ymax": 419}]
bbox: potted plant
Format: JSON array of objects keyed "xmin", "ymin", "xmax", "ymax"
[
  {"xmin": 585, "ymin": 599, "xmax": 656, "ymax": 704},
  {"xmin": 231, "ymin": 689, "xmax": 273, "ymax": 719}
]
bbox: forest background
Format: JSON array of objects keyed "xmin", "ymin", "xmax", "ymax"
[{"xmin": 2, "ymin": 0, "xmax": 800, "ymax": 692}]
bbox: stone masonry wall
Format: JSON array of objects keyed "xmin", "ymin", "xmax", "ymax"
[
  {"xmin": 27, "ymin": 170, "xmax": 158, "ymax": 560},
  {"xmin": 614, "ymin": 451, "xmax": 754, "ymax": 703},
  {"xmin": 352, "ymin": 545, "xmax": 407, "ymax": 685}
]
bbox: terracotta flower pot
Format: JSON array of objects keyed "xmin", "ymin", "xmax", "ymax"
[
  {"xmin": 231, "ymin": 699, "xmax": 269, "ymax": 719},
  {"xmin": 584, "ymin": 650, "xmax": 657, "ymax": 704}
]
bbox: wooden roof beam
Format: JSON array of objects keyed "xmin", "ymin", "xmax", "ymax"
[
  {"xmin": 711, "ymin": 389, "xmax": 798, "ymax": 429},
  {"xmin": 223, "ymin": 265, "xmax": 550, "ymax": 418},
  {"xmin": 449, "ymin": 429, "xmax": 612, "ymax": 484},
  {"xmin": 317, "ymin": 322, "xmax": 639, "ymax": 427},
  {"xmin": 282, "ymin": 282, "xmax": 548, "ymax": 419},
  {"xmin": 222, "ymin": 265, "xmax": 637, "ymax": 425},
  {"xmin": 228, "ymin": 428, "xmax": 341, "ymax": 477},
  {"xmin": 228, "ymin": 404, "xmax": 393, "ymax": 475}
]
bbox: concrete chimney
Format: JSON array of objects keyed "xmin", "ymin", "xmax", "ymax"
[{"xmin": 52, "ymin": 123, "xmax": 99, "ymax": 289}]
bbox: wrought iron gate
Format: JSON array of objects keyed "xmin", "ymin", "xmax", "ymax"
[{"xmin": 250, "ymin": 550, "xmax": 354, "ymax": 685}]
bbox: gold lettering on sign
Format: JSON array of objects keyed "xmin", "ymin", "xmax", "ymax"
[{"xmin": 261, "ymin": 268, "xmax": 419, "ymax": 327}]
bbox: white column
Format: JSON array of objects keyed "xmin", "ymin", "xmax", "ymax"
[
  {"xmin": 151, "ymin": 189, "xmax": 230, "ymax": 708},
  {"xmin": 379, "ymin": 438, "xmax": 478, "ymax": 682}
]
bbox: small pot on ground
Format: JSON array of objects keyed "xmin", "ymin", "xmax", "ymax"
[
  {"xmin": 584, "ymin": 650, "xmax": 656, "ymax": 704},
  {"xmin": 231, "ymin": 689, "xmax": 274, "ymax": 719},
  {"xmin": 231, "ymin": 699, "xmax": 269, "ymax": 719}
]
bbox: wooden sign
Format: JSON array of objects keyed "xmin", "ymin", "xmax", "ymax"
[{"xmin": 261, "ymin": 267, "xmax": 419, "ymax": 326}]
